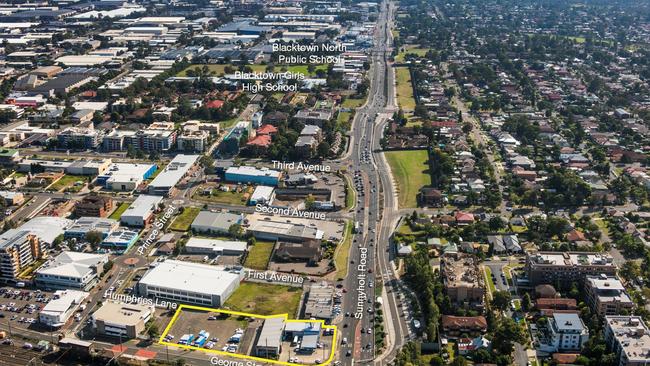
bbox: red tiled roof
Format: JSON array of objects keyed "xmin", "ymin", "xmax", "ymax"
[
  {"xmin": 257, "ymin": 124, "xmax": 278, "ymax": 135},
  {"xmin": 455, "ymin": 211, "xmax": 475, "ymax": 222},
  {"xmin": 207, "ymin": 100, "xmax": 224, "ymax": 109},
  {"xmin": 441, "ymin": 315, "xmax": 487, "ymax": 331},
  {"xmin": 247, "ymin": 134, "xmax": 272, "ymax": 147},
  {"xmin": 567, "ymin": 229, "xmax": 587, "ymax": 242}
]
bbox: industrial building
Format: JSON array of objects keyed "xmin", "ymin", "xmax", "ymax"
[
  {"xmin": 225, "ymin": 166, "xmax": 281, "ymax": 186},
  {"xmin": 190, "ymin": 211, "xmax": 243, "ymax": 234},
  {"xmin": 249, "ymin": 185, "xmax": 274, "ymax": 205},
  {"xmin": 147, "ymin": 154, "xmax": 199, "ymax": 196},
  {"xmin": 255, "ymin": 317, "xmax": 285, "ymax": 357},
  {"xmin": 303, "ymin": 284, "xmax": 334, "ymax": 322},
  {"xmin": 137, "ymin": 260, "xmax": 241, "ymax": 307},
  {"xmin": 35, "ymin": 251, "xmax": 109, "ymax": 291},
  {"xmin": 38, "ymin": 290, "xmax": 89, "ymax": 328},
  {"xmin": 120, "ymin": 195, "xmax": 163, "ymax": 227},
  {"xmin": 184, "ymin": 238, "xmax": 248, "ymax": 256},
  {"xmin": 96, "ymin": 163, "xmax": 157, "ymax": 191},
  {"xmin": 92, "ymin": 301, "xmax": 155, "ymax": 339}
]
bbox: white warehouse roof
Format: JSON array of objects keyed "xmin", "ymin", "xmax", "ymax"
[{"xmin": 138, "ymin": 260, "xmax": 240, "ymax": 297}]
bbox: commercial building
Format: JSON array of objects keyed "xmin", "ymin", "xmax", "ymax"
[
  {"xmin": 303, "ymin": 284, "xmax": 334, "ymax": 322},
  {"xmin": 38, "ymin": 290, "xmax": 89, "ymax": 328},
  {"xmin": 148, "ymin": 154, "xmax": 199, "ymax": 196},
  {"xmin": 225, "ymin": 166, "xmax": 281, "ymax": 186},
  {"xmin": 190, "ymin": 211, "xmax": 243, "ymax": 234},
  {"xmin": 64, "ymin": 217, "xmax": 119, "ymax": 240},
  {"xmin": 255, "ymin": 317, "xmax": 285, "ymax": 357},
  {"xmin": 0, "ymin": 191, "xmax": 24, "ymax": 205},
  {"xmin": 137, "ymin": 260, "xmax": 241, "ymax": 307},
  {"xmin": 0, "ymin": 231, "xmax": 41, "ymax": 283},
  {"xmin": 101, "ymin": 229, "xmax": 140, "ymax": 252},
  {"xmin": 96, "ymin": 163, "xmax": 157, "ymax": 191},
  {"xmin": 35, "ymin": 251, "xmax": 109, "ymax": 291},
  {"xmin": 120, "ymin": 195, "xmax": 163, "ymax": 227},
  {"xmin": 539, "ymin": 313, "xmax": 590, "ymax": 352},
  {"xmin": 249, "ymin": 185, "xmax": 274, "ymax": 205},
  {"xmin": 525, "ymin": 252, "xmax": 616, "ymax": 286},
  {"xmin": 441, "ymin": 253, "xmax": 485, "ymax": 311},
  {"xmin": 75, "ymin": 195, "xmax": 113, "ymax": 217},
  {"xmin": 0, "ymin": 216, "xmax": 72, "ymax": 247},
  {"xmin": 585, "ymin": 275, "xmax": 635, "ymax": 317},
  {"xmin": 184, "ymin": 238, "xmax": 248, "ymax": 256},
  {"xmin": 274, "ymin": 242, "xmax": 322, "ymax": 265},
  {"xmin": 245, "ymin": 216, "xmax": 324, "ymax": 243},
  {"xmin": 92, "ymin": 301, "xmax": 155, "ymax": 339},
  {"xmin": 17, "ymin": 158, "xmax": 111, "ymax": 176},
  {"xmin": 604, "ymin": 316, "xmax": 650, "ymax": 366}
]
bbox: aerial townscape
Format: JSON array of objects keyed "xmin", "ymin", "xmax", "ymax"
[{"xmin": 0, "ymin": 0, "xmax": 648, "ymax": 365}]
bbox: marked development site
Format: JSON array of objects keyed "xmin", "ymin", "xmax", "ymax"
[{"xmin": 159, "ymin": 305, "xmax": 338, "ymax": 366}]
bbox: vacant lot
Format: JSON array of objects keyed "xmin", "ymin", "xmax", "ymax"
[
  {"xmin": 385, "ymin": 150, "xmax": 431, "ymax": 208},
  {"xmin": 244, "ymin": 241, "xmax": 274, "ymax": 270},
  {"xmin": 395, "ymin": 67, "xmax": 416, "ymax": 110},
  {"xmin": 169, "ymin": 206, "xmax": 201, "ymax": 231},
  {"xmin": 49, "ymin": 174, "xmax": 86, "ymax": 192},
  {"xmin": 395, "ymin": 46, "xmax": 429, "ymax": 62},
  {"xmin": 341, "ymin": 97, "xmax": 364, "ymax": 109},
  {"xmin": 224, "ymin": 282, "xmax": 302, "ymax": 316},
  {"xmin": 109, "ymin": 202, "xmax": 130, "ymax": 220},
  {"xmin": 192, "ymin": 187, "xmax": 251, "ymax": 206}
]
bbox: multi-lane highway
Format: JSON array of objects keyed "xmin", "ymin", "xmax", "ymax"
[{"xmin": 338, "ymin": 1, "xmax": 412, "ymax": 364}]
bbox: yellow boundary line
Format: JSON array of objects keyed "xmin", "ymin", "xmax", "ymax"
[{"xmin": 159, "ymin": 305, "xmax": 338, "ymax": 366}]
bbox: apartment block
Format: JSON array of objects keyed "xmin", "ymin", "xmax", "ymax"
[
  {"xmin": 604, "ymin": 316, "xmax": 650, "ymax": 366},
  {"xmin": 0, "ymin": 231, "xmax": 42, "ymax": 283},
  {"xmin": 525, "ymin": 251, "xmax": 616, "ymax": 286},
  {"xmin": 586, "ymin": 275, "xmax": 635, "ymax": 317}
]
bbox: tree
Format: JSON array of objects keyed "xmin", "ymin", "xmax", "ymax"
[
  {"xmin": 305, "ymin": 195, "xmax": 316, "ymax": 210},
  {"xmin": 228, "ymin": 224, "xmax": 243, "ymax": 239},
  {"xmin": 85, "ymin": 230, "xmax": 103, "ymax": 249},
  {"xmin": 521, "ymin": 293, "xmax": 531, "ymax": 311},
  {"xmin": 103, "ymin": 260, "xmax": 114, "ymax": 273},
  {"xmin": 491, "ymin": 290, "xmax": 511, "ymax": 311},
  {"xmin": 147, "ymin": 323, "xmax": 159, "ymax": 339},
  {"xmin": 488, "ymin": 216, "xmax": 506, "ymax": 231},
  {"xmin": 492, "ymin": 317, "xmax": 526, "ymax": 356}
]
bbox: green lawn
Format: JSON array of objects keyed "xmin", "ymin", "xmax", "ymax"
[
  {"xmin": 484, "ymin": 266, "xmax": 496, "ymax": 294},
  {"xmin": 337, "ymin": 111, "xmax": 352, "ymax": 130},
  {"xmin": 219, "ymin": 117, "xmax": 239, "ymax": 129},
  {"xmin": 395, "ymin": 67, "xmax": 416, "ymax": 110},
  {"xmin": 395, "ymin": 46, "xmax": 429, "ymax": 62},
  {"xmin": 177, "ymin": 64, "xmax": 327, "ymax": 77},
  {"xmin": 334, "ymin": 221, "xmax": 354, "ymax": 280},
  {"xmin": 345, "ymin": 178, "xmax": 355, "ymax": 209},
  {"xmin": 341, "ymin": 98, "xmax": 364, "ymax": 109},
  {"xmin": 49, "ymin": 175, "xmax": 86, "ymax": 192},
  {"xmin": 384, "ymin": 150, "xmax": 431, "ymax": 208},
  {"xmin": 109, "ymin": 202, "xmax": 130, "ymax": 220},
  {"xmin": 169, "ymin": 207, "xmax": 201, "ymax": 231},
  {"xmin": 224, "ymin": 282, "xmax": 302, "ymax": 316},
  {"xmin": 244, "ymin": 241, "xmax": 275, "ymax": 270}
]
